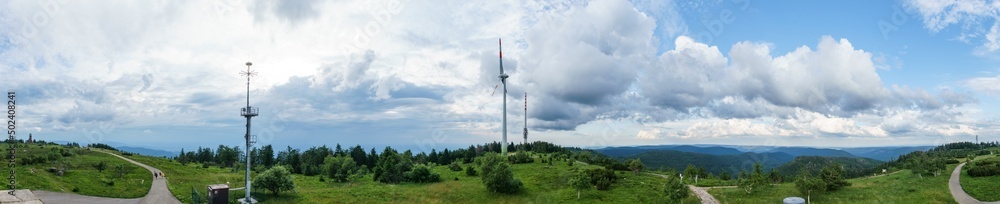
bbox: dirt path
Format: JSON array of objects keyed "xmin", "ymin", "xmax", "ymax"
[
  {"xmin": 949, "ymin": 163, "xmax": 1000, "ymax": 204},
  {"xmin": 34, "ymin": 150, "xmax": 181, "ymax": 204},
  {"xmin": 688, "ymin": 185, "xmax": 724, "ymax": 204},
  {"xmin": 647, "ymin": 172, "xmax": 733, "ymax": 204}
]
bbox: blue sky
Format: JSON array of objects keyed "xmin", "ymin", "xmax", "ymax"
[{"xmin": 2, "ymin": 0, "xmax": 1000, "ymax": 153}]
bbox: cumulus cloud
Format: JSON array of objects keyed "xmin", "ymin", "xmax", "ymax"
[
  {"xmin": 520, "ymin": 0, "xmax": 655, "ymax": 106},
  {"xmin": 0, "ymin": 0, "xmax": 985, "ymax": 148}
]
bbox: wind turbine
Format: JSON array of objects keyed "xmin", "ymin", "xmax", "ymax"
[{"xmin": 498, "ymin": 39, "xmax": 509, "ymax": 156}]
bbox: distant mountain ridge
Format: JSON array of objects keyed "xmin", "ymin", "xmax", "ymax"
[
  {"xmin": 622, "ymin": 150, "xmax": 796, "ymax": 175},
  {"xmin": 595, "ymin": 145, "xmax": 928, "ymax": 162},
  {"xmin": 838, "ymin": 146, "xmax": 934, "ymax": 161},
  {"xmin": 595, "ymin": 145, "xmax": 744, "ymax": 157},
  {"xmin": 765, "ymin": 147, "xmax": 855, "ymax": 158},
  {"xmin": 116, "ymin": 146, "xmax": 177, "ymax": 158}
]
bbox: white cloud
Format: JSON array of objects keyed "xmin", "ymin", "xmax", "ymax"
[
  {"xmin": 0, "ymin": 0, "xmax": 985, "ymax": 148},
  {"xmin": 905, "ymin": 0, "xmax": 1000, "ymax": 55}
]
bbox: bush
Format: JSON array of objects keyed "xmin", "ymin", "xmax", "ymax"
[
  {"xmin": 324, "ymin": 156, "xmax": 357, "ymax": 182},
  {"xmin": 585, "ymin": 168, "xmax": 618, "ymax": 190},
  {"xmin": 974, "ymin": 157, "xmax": 1000, "ymax": 166},
  {"xmin": 46, "ymin": 152, "xmax": 61, "ymax": 162},
  {"xmin": 72, "ymin": 187, "xmax": 79, "ymax": 192},
  {"xmin": 664, "ymin": 174, "xmax": 689, "ymax": 203},
  {"xmin": 968, "ymin": 164, "xmax": 1000, "ymax": 177},
  {"xmin": 479, "ymin": 153, "xmax": 522, "ymax": 194},
  {"xmin": 405, "ymin": 164, "xmax": 441, "ymax": 183},
  {"xmin": 508, "ymin": 152, "xmax": 534, "ymax": 164},
  {"xmin": 93, "ymin": 161, "xmax": 108, "ymax": 172},
  {"xmin": 595, "ymin": 177, "xmax": 612, "ymax": 190},
  {"xmin": 253, "ymin": 166, "xmax": 295, "ymax": 196},
  {"xmin": 100, "ymin": 178, "xmax": 115, "ymax": 186},
  {"xmin": 374, "ymin": 147, "xmax": 411, "ymax": 184},
  {"xmin": 946, "ymin": 159, "xmax": 961, "ymax": 164},
  {"xmin": 465, "ymin": 165, "xmax": 477, "ymax": 176},
  {"xmin": 449, "ymin": 162, "xmax": 463, "ymax": 171}
]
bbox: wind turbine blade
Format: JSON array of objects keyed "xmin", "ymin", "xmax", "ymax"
[
  {"xmin": 499, "ymin": 38, "xmax": 504, "ymax": 74},
  {"xmin": 491, "ymin": 84, "xmax": 499, "ymax": 96}
]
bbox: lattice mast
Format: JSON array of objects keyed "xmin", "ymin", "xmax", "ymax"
[
  {"xmin": 239, "ymin": 62, "xmax": 259, "ymax": 203},
  {"xmin": 523, "ymin": 92, "xmax": 527, "ymax": 145}
]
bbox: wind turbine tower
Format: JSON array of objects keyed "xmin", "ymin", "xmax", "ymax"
[
  {"xmin": 498, "ymin": 39, "xmax": 509, "ymax": 156},
  {"xmin": 523, "ymin": 92, "xmax": 527, "ymax": 145},
  {"xmin": 239, "ymin": 61, "xmax": 259, "ymax": 203}
]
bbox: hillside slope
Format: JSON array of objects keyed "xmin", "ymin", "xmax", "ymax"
[
  {"xmin": 625, "ymin": 150, "xmax": 796, "ymax": 175},
  {"xmin": 772, "ymin": 156, "xmax": 884, "ymax": 179}
]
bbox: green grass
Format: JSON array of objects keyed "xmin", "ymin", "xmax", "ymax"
[
  {"xmin": 960, "ymin": 153, "xmax": 1000, "ymax": 202},
  {"xmin": 710, "ymin": 165, "xmax": 957, "ymax": 204},
  {"xmin": 2, "ymin": 144, "xmax": 150, "ymax": 198},
  {"xmin": 125, "ymin": 155, "xmax": 248, "ymax": 203},
  {"xmin": 128, "ymin": 152, "xmax": 701, "ymax": 203}
]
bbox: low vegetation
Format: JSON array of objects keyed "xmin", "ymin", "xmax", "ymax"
[
  {"xmin": 712, "ymin": 166, "xmax": 956, "ymax": 203},
  {"xmin": 960, "ymin": 151, "xmax": 1000, "ymax": 202},
  {"xmin": 1, "ymin": 142, "xmax": 150, "ymax": 198}
]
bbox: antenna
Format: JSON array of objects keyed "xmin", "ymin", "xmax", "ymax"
[
  {"xmin": 239, "ymin": 61, "xmax": 258, "ymax": 203},
  {"xmin": 523, "ymin": 92, "xmax": 527, "ymax": 145},
  {"xmin": 498, "ymin": 38, "xmax": 509, "ymax": 156}
]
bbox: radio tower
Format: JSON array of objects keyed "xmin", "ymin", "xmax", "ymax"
[
  {"xmin": 523, "ymin": 92, "xmax": 527, "ymax": 145},
  {"xmin": 239, "ymin": 62, "xmax": 259, "ymax": 204}
]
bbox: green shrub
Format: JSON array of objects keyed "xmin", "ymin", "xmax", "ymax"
[
  {"xmin": 595, "ymin": 177, "xmax": 612, "ymax": 190},
  {"xmin": 479, "ymin": 153, "xmax": 522, "ymax": 194},
  {"xmin": 405, "ymin": 164, "xmax": 441, "ymax": 183},
  {"xmin": 449, "ymin": 162, "xmax": 463, "ymax": 171},
  {"xmin": 967, "ymin": 164, "xmax": 1000, "ymax": 177},
  {"xmin": 946, "ymin": 159, "xmax": 960, "ymax": 164},
  {"xmin": 508, "ymin": 152, "xmax": 534, "ymax": 164},
  {"xmin": 253, "ymin": 166, "xmax": 295, "ymax": 196},
  {"xmin": 465, "ymin": 165, "xmax": 477, "ymax": 176},
  {"xmin": 100, "ymin": 178, "xmax": 115, "ymax": 186},
  {"xmin": 585, "ymin": 168, "xmax": 618, "ymax": 188}
]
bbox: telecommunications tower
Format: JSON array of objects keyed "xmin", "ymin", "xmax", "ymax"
[
  {"xmin": 239, "ymin": 62, "xmax": 259, "ymax": 203},
  {"xmin": 523, "ymin": 92, "xmax": 527, "ymax": 145}
]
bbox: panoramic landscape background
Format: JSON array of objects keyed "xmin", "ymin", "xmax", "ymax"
[{"xmin": 4, "ymin": 1, "xmax": 1000, "ymax": 203}]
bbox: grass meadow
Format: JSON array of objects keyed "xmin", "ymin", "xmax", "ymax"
[
  {"xmin": 960, "ymin": 149, "xmax": 1000, "ymax": 202},
  {"xmin": 710, "ymin": 165, "xmax": 957, "ymax": 204},
  {"xmin": 129, "ymin": 152, "xmax": 701, "ymax": 203},
  {"xmin": 2, "ymin": 143, "xmax": 150, "ymax": 198}
]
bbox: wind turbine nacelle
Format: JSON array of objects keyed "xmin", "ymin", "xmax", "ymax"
[{"xmin": 499, "ymin": 73, "xmax": 508, "ymax": 79}]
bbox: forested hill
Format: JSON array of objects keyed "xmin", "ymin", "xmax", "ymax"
[
  {"xmin": 623, "ymin": 150, "xmax": 796, "ymax": 175},
  {"xmin": 772, "ymin": 156, "xmax": 885, "ymax": 179},
  {"xmin": 596, "ymin": 145, "xmax": 743, "ymax": 157},
  {"xmin": 765, "ymin": 147, "xmax": 855, "ymax": 158}
]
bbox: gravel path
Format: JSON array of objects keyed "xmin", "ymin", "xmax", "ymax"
[
  {"xmin": 34, "ymin": 150, "xmax": 181, "ymax": 204},
  {"xmin": 647, "ymin": 172, "xmax": 732, "ymax": 204},
  {"xmin": 949, "ymin": 163, "xmax": 1000, "ymax": 204},
  {"xmin": 688, "ymin": 185, "xmax": 720, "ymax": 204}
]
